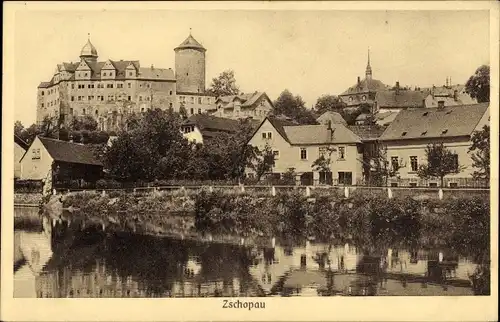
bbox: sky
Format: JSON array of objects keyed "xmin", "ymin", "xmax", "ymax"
[{"xmin": 13, "ymin": 8, "xmax": 490, "ymax": 126}]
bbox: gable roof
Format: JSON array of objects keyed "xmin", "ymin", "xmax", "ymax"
[
  {"xmin": 174, "ymin": 34, "xmax": 206, "ymax": 52},
  {"xmin": 378, "ymin": 103, "xmax": 489, "ymax": 141},
  {"xmin": 216, "ymin": 92, "xmax": 270, "ymax": 109},
  {"xmin": 183, "ymin": 114, "xmax": 240, "ymax": 133},
  {"xmin": 283, "ymin": 123, "xmax": 361, "ymax": 145},
  {"xmin": 341, "ymin": 78, "xmax": 390, "ymax": 96},
  {"xmin": 36, "ymin": 137, "xmax": 103, "ymax": 166},
  {"xmin": 375, "ymin": 90, "xmax": 426, "ymax": 109},
  {"xmin": 374, "ymin": 111, "xmax": 399, "ymax": 126},
  {"xmin": 347, "ymin": 125, "xmax": 386, "ymax": 142},
  {"xmin": 138, "ymin": 67, "xmax": 175, "ymax": 80},
  {"xmin": 15, "ymin": 135, "xmax": 29, "ymax": 150},
  {"xmin": 317, "ymin": 111, "xmax": 347, "ymax": 126}
]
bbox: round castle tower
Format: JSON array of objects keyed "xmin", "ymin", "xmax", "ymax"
[{"xmin": 174, "ymin": 32, "xmax": 206, "ymax": 94}]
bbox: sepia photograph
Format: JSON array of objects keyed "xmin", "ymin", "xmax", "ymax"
[{"xmin": 2, "ymin": 1, "xmax": 498, "ymax": 321}]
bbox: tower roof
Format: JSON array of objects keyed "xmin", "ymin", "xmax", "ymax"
[
  {"xmin": 80, "ymin": 35, "xmax": 98, "ymax": 58},
  {"xmin": 365, "ymin": 48, "xmax": 372, "ymax": 77},
  {"xmin": 174, "ymin": 33, "xmax": 206, "ymax": 52}
]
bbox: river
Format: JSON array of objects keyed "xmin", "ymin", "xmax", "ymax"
[{"xmin": 13, "ymin": 206, "xmax": 480, "ymax": 297}]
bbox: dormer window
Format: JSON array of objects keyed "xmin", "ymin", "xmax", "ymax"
[
  {"xmin": 421, "ymin": 131, "xmax": 427, "ymax": 136},
  {"xmin": 103, "ymin": 72, "xmax": 107, "ymax": 76},
  {"xmin": 362, "ymin": 95, "xmax": 366, "ymax": 101},
  {"xmin": 423, "ymin": 112, "xmax": 428, "ymax": 116},
  {"xmin": 401, "ymin": 131, "xmax": 407, "ymax": 136},
  {"xmin": 441, "ymin": 129, "xmax": 448, "ymax": 135},
  {"xmin": 349, "ymin": 97, "xmax": 353, "ymax": 102}
]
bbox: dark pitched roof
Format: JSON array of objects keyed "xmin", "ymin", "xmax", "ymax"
[
  {"xmin": 38, "ymin": 82, "xmax": 52, "ymax": 88},
  {"xmin": 174, "ymin": 34, "xmax": 206, "ymax": 52},
  {"xmin": 216, "ymin": 92, "xmax": 270, "ymax": 109},
  {"xmin": 347, "ymin": 125, "xmax": 386, "ymax": 141},
  {"xmin": 379, "ymin": 103, "xmax": 489, "ymax": 141},
  {"xmin": 138, "ymin": 67, "xmax": 175, "ymax": 80},
  {"xmin": 14, "ymin": 135, "xmax": 29, "ymax": 150},
  {"xmin": 376, "ymin": 90, "xmax": 426, "ymax": 109},
  {"xmin": 317, "ymin": 111, "xmax": 347, "ymax": 126},
  {"xmin": 183, "ymin": 114, "xmax": 240, "ymax": 133},
  {"xmin": 267, "ymin": 116, "xmax": 297, "ymax": 143},
  {"xmin": 37, "ymin": 137, "xmax": 103, "ymax": 166},
  {"xmin": 341, "ymin": 78, "xmax": 390, "ymax": 95},
  {"xmin": 283, "ymin": 124, "xmax": 361, "ymax": 145}
]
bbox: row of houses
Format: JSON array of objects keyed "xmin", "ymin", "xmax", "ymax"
[{"xmin": 15, "ymin": 100, "xmax": 489, "ymax": 188}]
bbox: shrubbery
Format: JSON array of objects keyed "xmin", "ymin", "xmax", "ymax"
[{"xmin": 14, "ymin": 180, "xmax": 43, "ymax": 193}]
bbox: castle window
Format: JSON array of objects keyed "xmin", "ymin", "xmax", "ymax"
[
  {"xmin": 70, "ymin": 108, "xmax": 73, "ymax": 114},
  {"xmin": 190, "ymin": 108, "xmax": 194, "ymax": 115},
  {"xmin": 169, "ymin": 103, "xmax": 173, "ymax": 108},
  {"xmin": 128, "ymin": 96, "xmax": 131, "ymax": 101},
  {"xmin": 78, "ymin": 96, "xmax": 82, "ymax": 101},
  {"xmin": 41, "ymin": 103, "xmax": 44, "ymax": 108},
  {"xmin": 349, "ymin": 97, "xmax": 353, "ymax": 102},
  {"xmin": 198, "ymin": 108, "xmax": 201, "ymax": 114},
  {"xmin": 129, "ymin": 72, "xmax": 133, "ymax": 76},
  {"xmin": 169, "ymin": 91, "xmax": 173, "ymax": 95},
  {"xmin": 88, "ymin": 96, "xmax": 92, "ymax": 101},
  {"xmin": 190, "ymin": 97, "xmax": 194, "ymax": 103},
  {"xmin": 72, "ymin": 84, "xmax": 75, "ymax": 89},
  {"xmin": 146, "ymin": 96, "xmax": 150, "ymax": 101},
  {"xmin": 139, "ymin": 96, "xmax": 142, "ymax": 101},
  {"xmin": 83, "ymin": 108, "xmax": 86, "ymax": 115},
  {"xmin": 198, "ymin": 97, "xmax": 202, "ymax": 104},
  {"xmin": 128, "ymin": 83, "xmax": 131, "ymax": 88},
  {"xmin": 41, "ymin": 91, "xmax": 44, "ymax": 96},
  {"xmin": 95, "ymin": 110, "xmax": 98, "ymax": 116},
  {"xmin": 117, "ymin": 83, "xmax": 123, "ymax": 88},
  {"xmin": 84, "ymin": 73, "xmax": 88, "ymax": 77},
  {"xmin": 107, "ymin": 84, "xmax": 113, "ymax": 89},
  {"xmin": 103, "ymin": 72, "xmax": 107, "ymax": 76}
]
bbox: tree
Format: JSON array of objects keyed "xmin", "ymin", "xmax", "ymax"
[
  {"xmin": 469, "ymin": 125, "xmax": 490, "ymax": 180},
  {"xmin": 273, "ymin": 89, "xmax": 318, "ymax": 125},
  {"xmin": 311, "ymin": 146, "xmax": 336, "ymax": 184},
  {"xmin": 364, "ymin": 144, "xmax": 400, "ymax": 186},
  {"xmin": 249, "ymin": 144, "xmax": 276, "ymax": 182},
  {"xmin": 14, "ymin": 121, "xmax": 24, "ymax": 138},
  {"xmin": 208, "ymin": 70, "xmax": 240, "ymax": 98},
  {"xmin": 314, "ymin": 95, "xmax": 346, "ymax": 115},
  {"xmin": 465, "ymin": 65, "xmax": 490, "ymax": 103},
  {"xmin": 179, "ymin": 102, "xmax": 188, "ymax": 119},
  {"xmin": 417, "ymin": 143, "xmax": 463, "ymax": 187},
  {"xmin": 70, "ymin": 115, "xmax": 98, "ymax": 131}
]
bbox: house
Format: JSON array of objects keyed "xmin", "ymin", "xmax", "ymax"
[
  {"xmin": 377, "ymin": 103, "xmax": 489, "ymax": 187},
  {"xmin": 212, "ymin": 92, "xmax": 274, "ymax": 120},
  {"xmin": 316, "ymin": 111, "xmax": 347, "ymax": 126},
  {"xmin": 422, "ymin": 84, "xmax": 477, "ymax": 108},
  {"xmin": 20, "ymin": 136, "xmax": 103, "ymax": 186},
  {"xmin": 374, "ymin": 82, "xmax": 426, "ymax": 113},
  {"xmin": 14, "ymin": 135, "xmax": 29, "ymax": 179},
  {"xmin": 247, "ymin": 117, "xmax": 363, "ymax": 185},
  {"xmin": 180, "ymin": 114, "xmax": 245, "ymax": 144}
]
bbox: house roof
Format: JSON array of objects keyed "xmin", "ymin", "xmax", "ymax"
[
  {"xmin": 374, "ymin": 111, "xmax": 399, "ymax": 127},
  {"xmin": 138, "ymin": 67, "xmax": 175, "ymax": 80},
  {"xmin": 317, "ymin": 111, "xmax": 347, "ymax": 126},
  {"xmin": 37, "ymin": 137, "xmax": 103, "ymax": 166},
  {"xmin": 174, "ymin": 34, "xmax": 206, "ymax": 52},
  {"xmin": 183, "ymin": 114, "xmax": 241, "ymax": 133},
  {"xmin": 38, "ymin": 82, "xmax": 52, "ymax": 88},
  {"xmin": 378, "ymin": 103, "xmax": 489, "ymax": 141},
  {"xmin": 376, "ymin": 90, "xmax": 426, "ymax": 109},
  {"xmin": 347, "ymin": 125, "xmax": 386, "ymax": 141},
  {"xmin": 15, "ymin": 135, "xmax": 29, "ymax": 150},
  {"xmin": 216, "ymin": 92, "xmax": 269, "ymax": 109},
  {"xmin": 341, "ymin": 78, "xmax": 390, "ymax": 95},
  {"xmin": 283, "ymin": 123, "xmax": 361, "ymax": 145}
]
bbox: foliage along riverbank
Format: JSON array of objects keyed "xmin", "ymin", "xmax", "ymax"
[{"xmin": 53, "ymin": 190, "xmax": 490, "ymax": 260}]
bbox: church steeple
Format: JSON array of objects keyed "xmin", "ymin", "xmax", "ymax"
[{"xmin": 365, "ymin": 48, "xmax": 372, "ymax": 80}]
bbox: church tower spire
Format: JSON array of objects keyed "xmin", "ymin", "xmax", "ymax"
[{"xmin": 365, "ymin": 48, "xmax": 372, "ymax": 80}]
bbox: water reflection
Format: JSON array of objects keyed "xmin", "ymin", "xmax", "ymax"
[{"xmin": 14, "ymin": 228, "xmax": 479, "ymax": 298}]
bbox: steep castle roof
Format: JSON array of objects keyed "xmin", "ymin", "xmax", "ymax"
[
  {"xmin": 174, "ymin": 34, "xmax": 206, "ymax": 52},
  {"xmin": 80, "ymin": 38, "xmax": 98, "ymax": 58}
]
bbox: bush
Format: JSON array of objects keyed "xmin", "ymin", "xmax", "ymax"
[
  {"xmin": 14, "ymin": 180, "xmax": 43, "ymax": 193},
  {"xmin": 96, "ymin": 179, "xmax": 122, "ymax": 189}
]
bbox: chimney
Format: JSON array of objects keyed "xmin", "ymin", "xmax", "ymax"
[
  {"xmin": 453, "ymin": 90, "xmax": 458, "ymax": 101},
  {"xmin": 357, "ymin": 76, "xmax": 361, "ymax": 86},
  {"xmin": 395, "ymin": 81, "xmax": 400, "ymax": 95},
  {"xmin": 327, "ymin": 120, "xmax": 335, "ymax": 141}
]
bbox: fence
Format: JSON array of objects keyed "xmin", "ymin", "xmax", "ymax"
[{"xmin": 53, "ymin": 184, "xmax": 490, "ymax": 201}]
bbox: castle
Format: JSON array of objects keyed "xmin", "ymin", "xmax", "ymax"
[{"xmin": 36, "ymin": 32, "xmax": 216, "ymax": 132}]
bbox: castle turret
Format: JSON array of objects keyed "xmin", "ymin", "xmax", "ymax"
[
  {"xmin": 174, "ymin": 31, "xmax": 206, "ymax": 94},
  {"xmin": 80, "ymin": 33, "xmax": 98, "ymax": 63}
]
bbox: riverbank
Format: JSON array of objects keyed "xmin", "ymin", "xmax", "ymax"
[{"xmin": 44, "ymin": 189, "xmax": 490, "ymax": 259}]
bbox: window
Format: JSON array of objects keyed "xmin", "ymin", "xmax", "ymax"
[
  {"xmin": 108, "ymin": 95, "xmax": 114, "ymax": 101},
  {"xmin": 103, "ymin": 72, "xmax": 107, "ymax": 76},
  {"xmin": 421, "ymin": 131, "xmax": 427, "ymax": 136},
  {"xmin": 452, "ymin": 154, "xmax": 459, "ymax": 170},
  {"xmin": 82, "ymin": 108, "xmax": 86, "ymax": 115},
  {"xmin": 442, "ymin": 129, "xmax": 448, "ymax": 135},
  {"xmin": 169, "ymin": 91, "xmax": 173, "ymax": 95},
  {"xmin": 146, "ymin": 96, "xmax": 150, "ymax": 101},
  {"xmin": 349, "ymin": 97, "xmax": 353, "ymax": 102},
  {"xmin": 262, "ymin": 133, "xmax": 266, "ymax": 139},
  {"xmin": 300, "ymin": 148, "xmax": 307, "ymax": 160},
  {"xmin": 449, "ymin": 182, "xmax": 458, "ymax": 188},
  {"xmin": 169, "ymin": 103, "xmax": 173, "ymax": 108},
  {"xmin": 78, "ymin": 96, "xmax": 82, "ymax": 101},
  {"xmin": 401, "ymin": 131, "xmax": 407, "ymax": 136},
  {"xmin": 88, "ymin": 84, "xmax": 94, "ymax": 89},
  {"xmin": 319, "ymin": 172, "xmax": 333, "ymax": 185},
  {"xmin": 273, "ymin": 150, "xmax": 280, "ymax": 159},
  {"xmin": 31, "ymin": 148, "xmax": 41, "ymax": 160},
  {"xmin": 84, "ymin": 73, "xmax": 88, "ymax": 77},
  {"xmin": 88, "ymin": 96, "xmax": 92, "ymax": 101},
  {"xmin": 338, "ymin": 147, "xmax": 346, "ymax": 160},
  {"xmin": 139, "ymin": 96, "xmax": 143, "ymax": 101},
  {"xmin": 41, "ymin": 103, "xmax": 44, "ymax": 108},
  {"xmin": 100, "ymin": 96, "xmax": 104, "ymax": 101},
  {"xmin": 198, "ymin": 97, "xmax": 202, "ymax": 104},
  {"xmin": 141, "ymin": 107, "xmax": 145, "ymax": 112},
  {"xmin": 267, "ymin": 132, "xmax": 272, "ymax": 139},
  {"xmin": 107, "ymin": 84, "xmax": 113, "ymax": 89},
  {"xmin": 70, "ymin": 108, "xmax": 73, "ymax": 115},
  {"xmin": 191, "ymin": 97, "xmax": 195, "ymax": 104},
  {"xmin": 409, "ymin": 182, "xmax": 417, "ymax": 188},
  {"xmin": 71, "ymin": 84, "xmax": 75, "ymax": 89},
  {"xmin": 128, "ymin": 83, "xmax": 131, "ymax": 88},
  {"xmin": 128, "ymin": 96, "xmax": 131, "ymax": 101},
  {"xmin": 429, "ymin": 182, "xmax": 438, "ymax": 188},
  {"xmin": 319, "ymin": 147, "xmax": 327, "ymax": 157},
  {"xmin": 338, "ymin": 172, "xmax": 353, "ymax": 185},
  {"xmin": 391, "ymin": 156, "xmax": 399, "ymax": 171},
  {"xmin": 198, "ymin": 108, "xmax": 201, "ymax": 114},
  {"xmin": 390, "ymin": 182, "xmax": 399, "ymax": 187},
  {"xmin": 41, "ymin": 91, "xmax": 44, "ymax": 96},
  {"xmin": 117, "ymin": 83, "xmax": 123, "ymax": 88},
  {"xmin": 129, "ymin": 72, "xmax": 133, "ymax": 77},
  {"xmin": 95, "ymin": 110, "xmax": 98, "ymax": 116},
  {"xmin": 190, "ymin": 108, "xmax": 194, "ymax": 115},
  {"xmin": 410, "ymin": 156, "xmax": 418, "ymax": 172}
]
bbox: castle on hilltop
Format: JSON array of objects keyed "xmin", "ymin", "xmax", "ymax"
[{"xmin": 36, "ymin": 32, "xmax": 216, "ymax": 132}]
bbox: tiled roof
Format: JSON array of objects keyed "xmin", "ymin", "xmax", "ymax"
[
  {"xmin": 376, "ymin": 90, "xmax": 426, "ymax": 109},
  {"xmin": 283, "ymin": 123, "xmax": 361, "ymax": 145},
  {"xmin": 38, "ymin": 82, "xmax": 52, "ymax": 88},
  {"xmin": 38, "ymin": 136, "xmax": 103, "ymax": 166},
  {"xmin": 183, "ymin": 114, "xmax": 240, "ymax": 133},
  {"xmin": 317, "ymin": 111, "xmax": 347, "ymax": 126},
  {"xmin": 175, "ymin": 34, "xmax": 206, "ymax": 52},
  {"xmin": 15, "ymin": 135, "xmax": 29, "ymax": 150},
  {"xmin": 216, "ymin": 92, "xmax": 266, "ymax": 108},
  {"xmin": 341, "ymin": 78, "xmax": 390, "ymax": 95},
  {"xmin": 375, "ymin": 111, "xmax": 399, "ymax": 126},
  {"xmin": 378, "ymin": 103, "xmax": 489, "ymax": 141},
  {"xmin": 266, "ymin": 116, "xmax": 296, "ymax": 143},
  {"xmin": 138, "ymin": 67, "xmax": 175, "ymax": 80},
  {"xmin": 347, "ymin": 125, "xmax": 386, "ymax": 141},
  {"xmin": 63, "ymin": 62, "xmax": 80, "ymax": 72}
]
